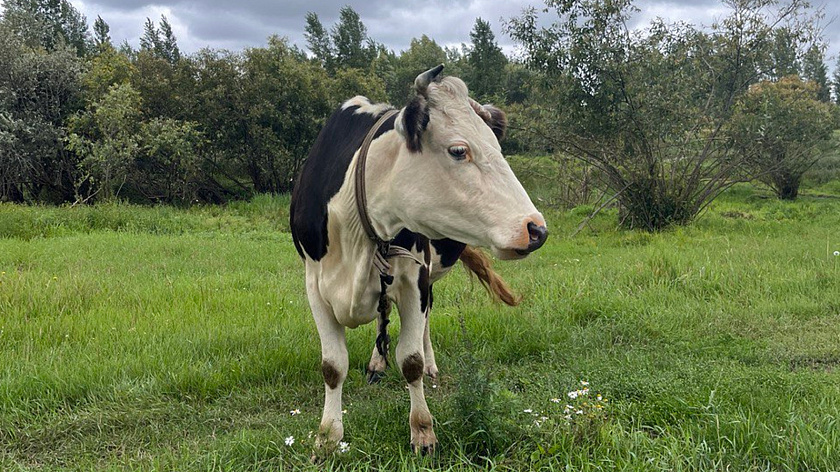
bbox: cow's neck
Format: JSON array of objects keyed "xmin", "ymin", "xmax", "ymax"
[{"xmin": 320, "ymin": 130, "xmax": 405, "ymax": 326}]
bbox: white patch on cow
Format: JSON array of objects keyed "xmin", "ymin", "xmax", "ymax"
[{"xmin": 341, "ymin": 95, "xmax": 393, "ymax": 117}]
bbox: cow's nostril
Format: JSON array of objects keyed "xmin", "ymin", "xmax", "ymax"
[{"xmin": 526, "ymin": 222, "xmax": 548, "ymax": 252}]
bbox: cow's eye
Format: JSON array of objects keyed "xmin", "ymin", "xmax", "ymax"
[{"xmin": 448, "ymin": 145, "xmax": 469, "ymax": 161}]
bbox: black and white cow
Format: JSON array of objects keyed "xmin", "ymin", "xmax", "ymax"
[{"xmin": 290, "ymin": 65, "xmax": 547, "ymax": 453}]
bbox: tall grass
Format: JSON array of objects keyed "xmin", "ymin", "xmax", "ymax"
[{"xmin": 1, "ymin": 184, "xmax": 839, "ymax": 470}]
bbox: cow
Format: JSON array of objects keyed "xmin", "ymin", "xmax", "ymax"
[{"xmin": 289, "ymin": 65, "xmax": 547, "ymax": 454}]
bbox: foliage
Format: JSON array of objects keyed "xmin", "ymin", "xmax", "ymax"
[
  {"xmin": 0, "ymin": 0, "xmax": 90, "ymax": 55},
  {"xmin": 506, "ymin": 0, "xmax": 825, "ymax": 231},
  {"xmin": 729, "ymin": 76, "xmax": 837, "ymax": 199},
  {"xmin": 801, "ymin": 43, "xmax": 830, "ymax": 102},
  {"xmin": 465, "ymin": 18, "xmax": 508, "ymax": 102},
  {"xmin": 0, "ymin": 22, "xmax": 83, "ymax": 202}
]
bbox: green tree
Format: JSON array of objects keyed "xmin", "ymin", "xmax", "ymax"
[
  {"xmin": 93, "ymin": 15, "xmax": 111, "ymax": 52},
  {"xmin": 140, "ymin": 15, "xmax": 180, "ymax": 64},
  {"xmin": 391, "ymin": 35, "xmax": 446, "ymax": 104},
  {"xmin": 304, "ymin": 12, "xmax": 334, "ymax": 70},
  {"xmin": 67, "ymin": 83, "xmax": 142, "ymax": 200},
  {"xmin": 331, "ymin": 6, "xmax": 376, "ymax": 70},
  {"xmin": 801, "ymin": 44, "xmax": 830, "ymax": 102},
  {"xmin": 132, "ymin": 117, "xmax": 202, "ymax": 203},
  {"xmin": 0, "ymin": 23, "xmax": 83, "ymax": 202},
  {"xmin": 241, "ymin": 36, "xmax": 332, "ymax": 192},
  {"xmin": 729, "ymin": 76, "xmax": 836, "ymax": 199},
  {"xmin": 466, "ymin": 18, "xmax": 508, "ymax": 101},
  {"xmin": 1, "ymin": 0, "xmax": 90, "ymax": 55},
  {"xmin": 770, "ymin": 27, "xmax": 800, "ymax": 79},
  {"xmin": 507, "ymin": 0, "xmax": 819, "ymax": 230}
]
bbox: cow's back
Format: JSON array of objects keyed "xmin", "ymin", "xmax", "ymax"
[{"xmin": 290, "ymin": 103, "xmax": 397, "ymax": 261}]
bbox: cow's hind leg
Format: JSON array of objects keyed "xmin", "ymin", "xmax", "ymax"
[
  {"xmin": 366, "ymin": 302, "xmax": 391, "ymax": 384},
  {"xmin": 422, "ymin": 283, "xmax": 438, "ymax": 380},
  {"xmin": 306, "ymin": 271, "xmax": 347, "ymax": 448}
]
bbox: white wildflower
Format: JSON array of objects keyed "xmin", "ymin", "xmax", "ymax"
[
  {"xmin": 289, "ymin": 409, "xmax": 301, "ymax": 416},
  {"xmin": 284, "ymin": 436, "xmax": 295, "ymax": 446},
  {"xmin": 338, "ymin": 441, "xmax": 350, "ymax": 453},
  {"xmin": 580, "ymin": 380, "xmax": 589, "ymax": 386},
  {"xmin": 834, "ymin": 251, "xmax": 840, "ymax": 257},
  {"xmin": 576, "ymin": 410, "xmax": 584, "ymax": 415},
  {"xmin": 550, "ymin": 398, "xmax": 561, "ymax": 403},
  {"xmin": 567, "ymin": 390, "xmax": 579, "ymax": 399},
  {"xmin": 523, "ymin": 408, "xmax": 533, "ymax": 413}
]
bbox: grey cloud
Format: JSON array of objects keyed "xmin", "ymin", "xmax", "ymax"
[{"xmin": 72, "ymin": 0, "xmax": 838, "ymax": 61}]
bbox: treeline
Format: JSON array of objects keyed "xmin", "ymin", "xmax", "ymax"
[
  {"xmin": 0, "ymin": 2, "xmax": 525, "ymax": 204},
  {"xmin": 1, "ymin": 0, "xmax": 839, "ymax": 231}
]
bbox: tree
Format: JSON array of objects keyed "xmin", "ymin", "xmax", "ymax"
[
  {"xmin": 801, "ymin": 44, "xmax": 830, "ymax": 102},
  {"xmin": 304, "ymin": 12, "xmax": 334, "ymax": 70},
  {"xmin": 93, "ymin": 15, "xmax": 111, "ymax": 52},
  {"xmin": 140, "ymin": 15, "xmax": 180, "ymax": 64},
  {"xmin": 240, "ymin": 36, "xmax": 332, "ymax": 193},
  {"xmin": 1, "ymin": 0, "xmax": 90, "ymax": 56},
  {"xmin": 507, "ymin": 0, "xmax": 820, "ymax": 230},
  {"xmin": 466, "ymin": 18, "xmax": 508, "ymax": 101},
  {"xmin": 391, "ymin": 35, "xmax": 446, "ymax": 104},
  {"xmin": 834, "ymin": 56, "xmax": 840, "ymax": 106},
  {"xmin": 769, "ymin": 27, "xmax": 800, "ymax": 79},
  {"xmin": 67, "ymin": 83, "xmax": 142, "ymax": 200},
  {"xmin": 331, "ymin": 6, "xmax": 376, "ymax": 70},
  {"xmin": 0, "ymin": 23, "xmax": 83, "ymax": 202},
  {"xmin": 729, "ymin": 76, "xmax": 836, "ymax": 199}
]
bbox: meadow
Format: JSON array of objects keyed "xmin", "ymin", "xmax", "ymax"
[{"xmin": 2, "ymin": 176, "xmax": 840, "ymax": 470}]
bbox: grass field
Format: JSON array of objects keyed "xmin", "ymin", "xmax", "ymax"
[{"xmin": 2, "ymin": 181, "xmax": 840, "ymax": 470}]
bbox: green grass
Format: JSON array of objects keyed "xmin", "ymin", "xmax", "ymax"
[{"xmin": 2, "ymin": 185, "xmax": 840, "ymax": 471}]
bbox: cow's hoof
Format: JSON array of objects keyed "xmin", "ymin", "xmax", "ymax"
[
  {"xmin": 411, "ymin": 440, "xmax": 437, "ymax": 456},
  {"xmin": 366, "ymin": 369, "xmax": 385, "ymax": 384},
  {"xmin": 424, "ymin": 364, "xmax": 438, "ymax": 381}
]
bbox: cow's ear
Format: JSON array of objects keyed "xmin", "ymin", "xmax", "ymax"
[
  {"xmin": 396, "ymin": 95, "xmax": 430, "ymax": 153},
  {"xmin": 469, "ymin": 99, "xmax": 507, "ymax": 141},
  {"xmin": 482, "ymin": 104, "xmax": 507, "ymax": 141}
]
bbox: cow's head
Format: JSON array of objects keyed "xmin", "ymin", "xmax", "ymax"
[{"xmin": 388, "ymin": 65, "xmax": 547, "ymax": 260}]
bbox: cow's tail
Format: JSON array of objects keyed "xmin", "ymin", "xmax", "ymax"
[{"xmin": 459, "ymin": 245, "xmax": 521, "ymax": 306}]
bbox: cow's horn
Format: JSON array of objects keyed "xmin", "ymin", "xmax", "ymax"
[{"xmin": 414, "ymin": 64, "xmax": 444, "ymax": 95}]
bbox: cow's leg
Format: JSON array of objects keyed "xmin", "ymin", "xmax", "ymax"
[
  {"xmin": 306, "ymin": 272, "xmax": 347, "ymax": 448},
  {"xmin": 422, "ymin": 283, "xmax": 438, "ymax": 380},
  {"xmin": 397, "ymin": 268, "xmax": 437, "ymax": 454},
  {"xmin": 422, "ymin": 312, "xmax": 438, "ymax": 381},
  {"xmin": 366, "ymin": 302, "xmax": 391, "ymax": 384}
]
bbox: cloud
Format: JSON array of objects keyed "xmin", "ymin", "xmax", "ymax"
[{"xmin": 68, "ymin": 0, "xmax": 839, "ymax": 62}]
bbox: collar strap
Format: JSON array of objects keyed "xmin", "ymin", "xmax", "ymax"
[{"xmin": 354, "ymin": 109, "xmax": 399, "ymax": 246}]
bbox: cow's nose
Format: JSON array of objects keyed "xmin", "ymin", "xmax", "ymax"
[{"xmin": 526, "ymin": 222, "xmax": 548, "ymax": 252}]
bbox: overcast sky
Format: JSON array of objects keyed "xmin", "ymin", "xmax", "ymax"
[{"xmin": 67, "ymin": 0, "xmax": 839, "ymax": 66}]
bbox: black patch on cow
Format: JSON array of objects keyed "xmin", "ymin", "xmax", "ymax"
[
  {"xmin": 429, "ymin": 283, "xmax": 434, "ymax": 311},
  {"xmin": 322, "ymin": 360, "xmax": 342, "ymax": 389},
  {"xmin": 430, "ymin": 239, "xmax": 466, "ymax": 268},
  {"xmin": 403, "ymin": 95, "xmax": 429, "ymax": 153},
  {"xmin": 419, "ymin": 264, "xmax": 430, "ymax": 313},
  {"xmin": 290, "ymin": 104, "xmax": 397, "ymax": 260},
  {"xmin": 402, "ymin": 352, "xmax": 424, "ymax": 384}
]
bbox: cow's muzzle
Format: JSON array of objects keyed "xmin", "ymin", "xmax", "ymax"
[{"xmin": 515, "ymin": 222, "xmax": 548, "ymax": 256}]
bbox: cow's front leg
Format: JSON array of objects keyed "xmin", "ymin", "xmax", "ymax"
[
  {"xmin": 397, "ymin": 267, "xmax": 437, "ymax": 454},
  {"xmin": 307, "ymin": 275, "xmax": 348, "ymax": 448}
]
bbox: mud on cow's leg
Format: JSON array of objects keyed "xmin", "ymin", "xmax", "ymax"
[
  {"xmin": 366, "ymin": 302, "xmax": 391, "ymax": 384},
  {"xmin": 306, "ymin": 272, "xmax": 348, "ymax": 449}
]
